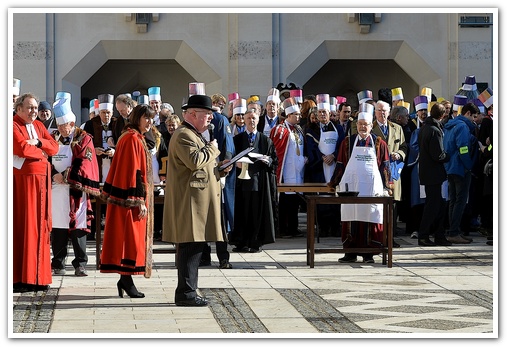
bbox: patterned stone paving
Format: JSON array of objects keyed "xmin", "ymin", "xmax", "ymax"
[{"xmin": 13, "ymin": 287, "xmax": 493, "ymax": 334}]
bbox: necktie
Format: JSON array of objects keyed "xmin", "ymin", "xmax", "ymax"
[
  {"xmin": 267, "ymin": 117, "xmax": 276, "ymax": 128},
  {"xmin": 381, "ymin": 124, "xmax": 388, "ymax": 136},
  {"xmin": 248, "ymin": 132, "xmax": 254, "ymax": 146},
  {"xmin": 290, "ymin": 125, "xmax": 301, "ymax": 156},
  {"xmin": 322, "ymin": 124, "xmax": 328, "ymax": 132},
  {"xmin": 103, "ymin": 124, "xmax": 109, "ymax": 131},
  {"xmin": 358, "ymin": 138, "xmax": 366, "ymax": 146}
]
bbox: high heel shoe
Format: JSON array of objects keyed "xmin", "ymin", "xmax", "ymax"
[{"xmin": 117, "ymin": 278, "xmax": 145, "ymax": 298}]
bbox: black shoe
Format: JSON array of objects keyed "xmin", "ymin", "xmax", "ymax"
[
  {"xmin": 33, "ymin": 284, "xmax": 50, "ymax": 291},
  {"xmin": 338, "ymin": 255, "xmax": 357, "ymax": 263},
  {"xmin": 435, "ymin": 238, "xmax": 452, "ymax": 246},
  {"xmin": 290, "ymin": 231, "xmax": 305, "ymax": 238},
  {"xmin": 154, "ymin": 230, "xmax": 162, "ymax": 241},
  {"xmin": 247, "ymin": 247, "xmax": 261, "ymax": 253},
  {"xmin": 392, "ymin": 240, "xmax": 401, "ymax": 248},
  {"xmin": 362, "ymin": 256, "xmax": 375, "ymax": 264},
  {"xmin": 219, "ymin": 259, "xmax": 233, "ymax": 269},
  {"xmin": 175, "ymin": 296, "xmax": 208, "ymax": 307},
  {"xmin": 117, "ymin": 276, "xmax": 145, "ymax": 298},
  {"xmin": 13, "ymin": 283, "xmax": 33, "ymax": 293},
  {"xmin": 232, "ymin": 246, "xmax": 249, "ymax": 253},
  {"xmin": 418, "ymin": 238, "xmax": 436, "ymax": 246}
]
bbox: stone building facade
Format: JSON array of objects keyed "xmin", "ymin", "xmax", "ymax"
[{"xmin": 11, "ymin": 10, "xmax": 495, "ymax": 124}]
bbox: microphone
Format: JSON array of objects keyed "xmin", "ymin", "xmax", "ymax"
[{"xmin": 208, "ymin": 123, "xmax": 215, "ymax": 141}]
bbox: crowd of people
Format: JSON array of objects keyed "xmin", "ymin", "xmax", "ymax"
[{"xmin": 12, "ymin": 76, "xmax": 494, "ymax": 305}]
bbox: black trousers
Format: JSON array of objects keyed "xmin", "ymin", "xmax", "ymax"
[
  {"xmin": 278, "ymin": 193, "xmax": 300, "ymax": 236},
  {"xmin": 419, "ymin": 184, "xmax": 446, "ymax": 240},
  {"xmin": 201, "ymin": 242, "xmax": 229, "ymax": 263},
  {"xmin": 175, "ymin": 242, "xmax": 205, "ymax": 301},
  {"xmin": 51, "ymin": 228, "xmax": 88, "ymax": 269}
]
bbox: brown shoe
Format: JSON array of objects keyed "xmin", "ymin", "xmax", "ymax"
[{"xmin": 446, "ymin": 235, "xmax": 472, "ymax": 244}]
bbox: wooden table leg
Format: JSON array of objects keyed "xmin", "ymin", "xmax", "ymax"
[{"xmin": 307, "ymin": 199, "xmax": 316, "ymax": 268}]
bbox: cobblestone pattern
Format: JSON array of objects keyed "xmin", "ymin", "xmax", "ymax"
[
  {"xmin": 202, "ymin": 288, "xmax": 269, "ymax": 333},
  {"xmin": 12, "ymin": 288, "xmax": 58, "ymax": 333},
  {"xmin": 277, "ymin": 288, "xmax": 365, "ymax": 333}
]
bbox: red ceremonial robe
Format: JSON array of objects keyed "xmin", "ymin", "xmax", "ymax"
[
  {"xmin": 99, "ymin": 129, "xmax": 154, "ymax": 278},
  {"xmin": 13, "ymin": 116, "xmax": 59, "ymax": 286},
  {"xmin": 270, "ymin": 122, "xmax": 305, "ymax": 183}
]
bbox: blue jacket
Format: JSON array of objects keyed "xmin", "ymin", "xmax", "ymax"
[
  {"xmin": 211, "ymin": 111, "xmax": 236, "ymax": 233},
  {"xmin": 443, "ymin": 115, "xmax": 478, "ymax": 177}
]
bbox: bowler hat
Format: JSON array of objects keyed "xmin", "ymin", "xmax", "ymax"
[{"xmin": 182, "ymin": 95, "xmax": 213, "ymax": 111}]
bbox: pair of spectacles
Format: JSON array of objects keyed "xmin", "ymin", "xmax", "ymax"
[{"xmin": 194, "ymin": 110, "xmax": 213, "ymax": 116}]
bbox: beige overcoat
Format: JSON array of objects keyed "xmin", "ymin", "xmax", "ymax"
[
  {"xmin": 371, "ymin": 120, "xmax": 407, "ymax": 201},
  {"xmin": 162, "ymin": 124, "xmax": 224, "ymax": 243}
]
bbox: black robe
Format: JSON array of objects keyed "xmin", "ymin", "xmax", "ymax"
[{"xmin": 230, "ymin": 131, "xmax": 278, "ymax": 249}]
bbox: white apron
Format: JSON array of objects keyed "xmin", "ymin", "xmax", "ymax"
[
  {"xmin": 151, "ymin": 147, "xmax": 161, "ymax": 184},
  {"xmin": 318, "ymin": 125, "xmax": 338, "ymax": 182},
  {"xmin": 101, "ymin": 128, "xmax": 113, "ymax": 182},
  {"xmin": 282, "ymin": 129, "xmax": 305, "ymax": 194},
  {"xmin": 340, "ymin": 135, "xmax": 383, "ymax": 223},
  {"xmin": 51, "ymin": 142, "xmax": 88, "ymax": 229}
]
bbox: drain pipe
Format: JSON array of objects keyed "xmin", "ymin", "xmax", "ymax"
[
  {"xmin": 46, "ymin": 13, "xmax": 55, "ymax": 103},
  {"xmin": 272, "ymin": 13, "xmax": 280, "ymax": 86}
]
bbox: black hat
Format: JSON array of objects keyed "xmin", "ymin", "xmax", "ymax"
[
  {"xmin": 39, "ymin": 101, "xmax": 51, "ymax": 111},
  {"xmin": 182, "ymin": 95, "xmax": 213, "ymax": 111},
  {"xmin": 378, "ymin": 88, "xmax": 392, "ymax": 105}
]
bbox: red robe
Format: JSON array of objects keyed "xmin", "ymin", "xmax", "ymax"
[
  {"xmin": 99, "ymin": 129, "xmax": 154, "ymax": 278},
  {"xmin": 13, "ymin": 116, "xmax": 59, "ymax": 286},
  {"xmin": 270, "ymin": 122, "xmax": 305, "ymax": 183}
]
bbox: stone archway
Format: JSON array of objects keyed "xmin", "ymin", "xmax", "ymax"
[
  {"xmin": 62, "ymin": 39, "xmax": 221, "ymax": 123},
  {"xmin": 286, "ymin": 40, "xmax": 441, "ymax": 110}
]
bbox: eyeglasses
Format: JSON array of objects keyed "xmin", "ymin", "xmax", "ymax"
[
  {"xmin": 235, "ymin": 114, "xmax": 245, "ymax": 118},
  {"xmin": 194, "ymin": 110, "xmax": 213, "ymax": 116},
  {"xmin": 357, "ymin": 122, "xmax": 372, "ymax": 127}
]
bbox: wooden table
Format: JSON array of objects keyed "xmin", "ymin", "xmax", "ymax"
[
  {"xmin": 277, "ymin": 182, "xmax": 336, "ymax": 194},
  {"xmin": 305, "ymin": 195, "xmax": 394, "ymax": 268},
  {"xmin": 94, "ymin": 187, "xmax": 172, "ymax": 269}
]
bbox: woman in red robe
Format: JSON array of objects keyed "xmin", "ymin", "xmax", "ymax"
[
  {"xmin": 13, "ymin": 94, "xmax": 59, "ymax": 292},
  {"xmin": 99, "ymin": 104, "xmax": 155, "ymax": 298}
]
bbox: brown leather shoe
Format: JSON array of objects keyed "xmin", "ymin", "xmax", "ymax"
[{"xmin": 446, "ymin": 235, "xmax": 472, "ymax": 244}]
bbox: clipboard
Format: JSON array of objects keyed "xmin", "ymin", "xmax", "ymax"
[{"xmin": 218, "ymin": 147, "xmax": 255, "ymax": 171}]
